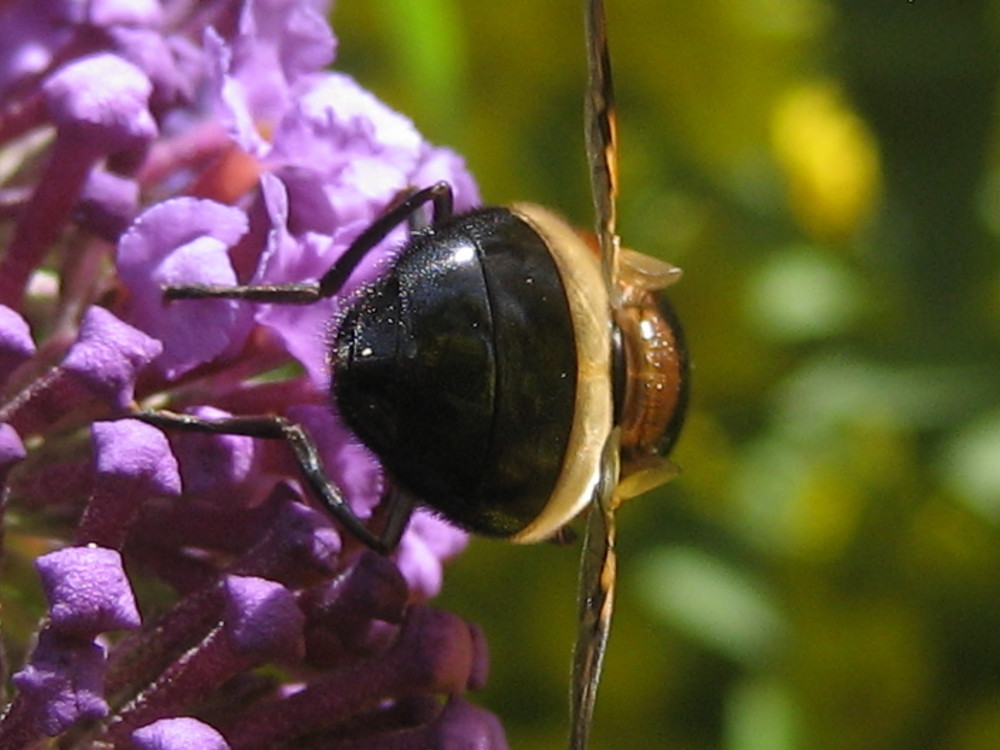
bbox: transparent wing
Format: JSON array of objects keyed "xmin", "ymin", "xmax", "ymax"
[
  {"xmin": 568, "ymin": 431, "xmax": 621, "ymax": 750},
  {"xmin": 584, "ymin": 0, "xmax": 621, "ymax": 303},
  {"xmin": 571, "ymin": 2, "xmax": 623, "ymax": 748}
]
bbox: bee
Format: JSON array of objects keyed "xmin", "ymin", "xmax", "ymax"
[{"xmin": 130, "ymin": 1, "xmax": 688, "ymax": 747}]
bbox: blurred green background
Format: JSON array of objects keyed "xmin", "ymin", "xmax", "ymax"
[{"xmin": 336, "ymin": 1, "xmax": 1000, "ymax": 749}]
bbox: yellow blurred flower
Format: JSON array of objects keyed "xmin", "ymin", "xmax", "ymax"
[{"xmin": 771, "ymin": 82, "xmax": 882, "ymax": 242}]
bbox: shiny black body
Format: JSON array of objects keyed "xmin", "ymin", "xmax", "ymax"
[{"xmin": 332, "ymin": 207, "xmax": 577, "ymax": 537}]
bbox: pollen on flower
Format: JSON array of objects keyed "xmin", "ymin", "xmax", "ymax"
[{"xmin": 0, "ymin": 0, "xmax": 503, "ymax": 747}]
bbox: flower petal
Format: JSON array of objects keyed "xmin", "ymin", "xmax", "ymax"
[
  {"xmin": 80, "ymin": 420, "xmax": 181, "ymax": 547},
  {"xmin": 117, "ymin": 197, "xmax": 252, "ymax": 377},
  {"xmin": 43, "ymin": 53, "xmax": 157, "ymax": 150},
  {"xmin": 11, "ymin": 630, "xmax": 108, "ymax": 735},
  {"xmin": 0, "ymin": 304, "xmax": 34, "ymax": 388},
  {"xmin": 223, "ymin": 575, "xmax": 305, "ymax": 662},
  {"xmin": 131, "ymin": 716, "xmax": 231, "ymax": 750},
  {"xmin": 62, "ymin": 307, "xmax": 163, "ymax": 410},
  {"xmin": 0, "ymin": 423, "xmax": 26, "ymax": 484},
  {"xmin": 36, "ymin": 546, "xmax": 141, "ymax": 637}
]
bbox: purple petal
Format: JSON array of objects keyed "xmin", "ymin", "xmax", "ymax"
[
  {"xmin": 394, "ymin": 510, "xmax": 469, "ymax": 601},
  {"xmin": 131, "ymin": 717, "xmax": 231, "ymax": 750},
  {"xmin": 61, "ymin": 306, "xmax": 163, "ymax": 410},
  {"xmin": 391, "ymin": 606, "xmax": 480, "ymax": 694},
  {"xmin": 207, "ymin": 0, "xmax": 335, "ymax": 158},
  {"xmin": 0, "ymin": 423, "xmax": 27, "ymax": 482},
  {"xmin": 277, "ymin": 167, "xmax": 338, "ymax": 234},
  {"xmin": 250, "ymin": 174, "xmax": 344, "ymax": 384},
  {"xmin": 169, "ymin": 406, "xmax": 261, "ymax": 503},
  {"xmin": 88, "ymin": 0, "xmax": 163, "ymax": 27},
  {"xmin": 77, "ymin": 171, "xmax": 140, "ymax": 241},
  {"xmin": 0, "ymin": 304, "xmax": 35, "ymax": 387},
  {"xmin": 269, "ymin": 73, "xmax": 423, "ymax": 220},
  {"xmin": 393, "ymin": 531, "xmax": 445, "ymax": 603},
  {"xmin": 301, "ymin": 550, "xmax": 408, "ymax": 662},
  {"xmin": 36, "ymin": 546, "xmax": 141, "ymax": 637},
  {"xmin": 80, "ymin": 420, "xmax": 181, "ymax": 547},
  {"xmin": 325, "ymin": 550, "xmax": 409, "ymax": 625},
  {"xmin": 1, "ymin": 50, "xmax": 157, "ymax": 307},
  {"xmin": 253, "ymin": 172, "xmax": 294, "ymax": 278},
  {"xmin": 306, "ymin": 696, "xmax": 508, "ymax": 750},
  {"xmin": 116, "ymin": 197, "xmax": 252, "ymax": 378},
  {"xmin": 43, "ymin": 53, "xmax": 157, "ymax": 150},
  {"xmin": 208, "ymin": 26, "xmax": 264, "ymax": 156},
  {"xmin": 218, "ymin": 605, "xmax": 481, "ymax": 748},
  {"xmin": 223, "ymin": 575, "xmax": 305, "ymax": 662},
  {"xmin": 91, "ymin": 420, "xmax": 181, "ymax": 496},
  {"xmin": 275, "ymin": 73, "xmax": 422, "ymax": 168},
  {"xmin": 0, "ymin": 4, "xmax": 71, "ymax": 98},
  {"xmin": 408, "ymin": 508, "xmax": 469, "ymax": 562},
  {"xmin": 231, "ymin": 497, "xmax": 342, "ymax": 584},
  {"xmin": 126, "ymin": 488, "xmax": 283, "ymax": 565},
  {"xmin": 229, "ymin": 0, "xmax": 335, "ymax": 123},
  {"xmin": 109, "ymin": 26, "xmax": 201, "ymax": 109},
  {"xmin": 427, "ymin": 696, "xmax": 509, "ymax": 750},
  {"xmin": 11, "ymin": 629, "xmax": 108, "ymax": 735}
]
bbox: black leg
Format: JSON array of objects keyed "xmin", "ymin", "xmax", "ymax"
[
  {"xmin": 162, "ymin": 182, "xmax": 455, "ymax": 304},
  {"xmin": 123, "ymin": 409, "xmax": 412, "ymax": 554},
  {"xmin": 405, "ymin": 189, "xmax": 429, "ymax": 234},
  {"xmin": 163, "ymin": 281, "xmax": 322, "ymax": 304},
  {"xmin": 376, "ymin": 488, "xmax": 415, "ymax": 552},
  {"xmin": 317, "ymin": 181, "xmax": 453, "ymax": 297}
]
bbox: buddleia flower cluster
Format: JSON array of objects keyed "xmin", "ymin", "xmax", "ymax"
[{"xmin": 0, "ymin": 0, "xmax": 506, "ymax": 747}]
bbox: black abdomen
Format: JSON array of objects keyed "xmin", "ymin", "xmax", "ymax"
[{"xmin": 331, "ymin": 208, "xmax": 577, "ymax": 537}]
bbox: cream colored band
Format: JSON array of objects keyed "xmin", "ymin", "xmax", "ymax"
[{"xmin": 508, "ymin": 204, "xmax": 614, "ymax": 544}]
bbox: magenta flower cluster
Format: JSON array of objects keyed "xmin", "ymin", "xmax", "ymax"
[{"xmin": 0, "ymin": 0, "xmax": 506, "ymax": 747}]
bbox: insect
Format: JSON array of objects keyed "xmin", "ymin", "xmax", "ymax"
[{"xmin": 129, "ymin": 1, "xmax": 688, "ymax": 747}]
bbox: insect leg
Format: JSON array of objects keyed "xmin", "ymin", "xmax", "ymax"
[
  {"xmin": 163, "ymin": 182, "xmax": 454, "ymax": 305},
  {"xmin": 375, "ymin": 487, "xmax": 416, "ymax": 552},
  {"xmin": 317, "ymin": 181, "xmax": 453, "ymax": 297},
  {"xmin": 124, "ymin": 409, "xmax": 407, "ymax": 554},
  {"xmin": 163, "ymin": 281, "xmax": 323, "ymax": 304},
  {"xmin": 163, "ymin": 182, "xmax": 455, "ymax": 304}
]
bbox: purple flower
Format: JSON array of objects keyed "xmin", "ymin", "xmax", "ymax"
[
  {"xmin": 36, "ymin": 546, "xmax": 142, "ymax": 637},
  {"xmin": 0, "ymin": 0, "xmax": 504, "ymax": 747},
  {"xmin": 131, "ymin": 717, "xmax": 232, "ymax": 750},
  {"xmin": 1, "ymin": 547, "xmax": 140, "ymax": 742}
]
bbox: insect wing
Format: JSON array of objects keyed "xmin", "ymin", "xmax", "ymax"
[
  {"xmin": 571, "ymin": 2, "xmax": 625, "ymax": 748},
  {"xmin": 584, "ymin": 0, "xmax": 621, "ymax": 300},
  {"xmin": 569, "ymin": 430, "xmax": 621, "ymax": 750}
]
